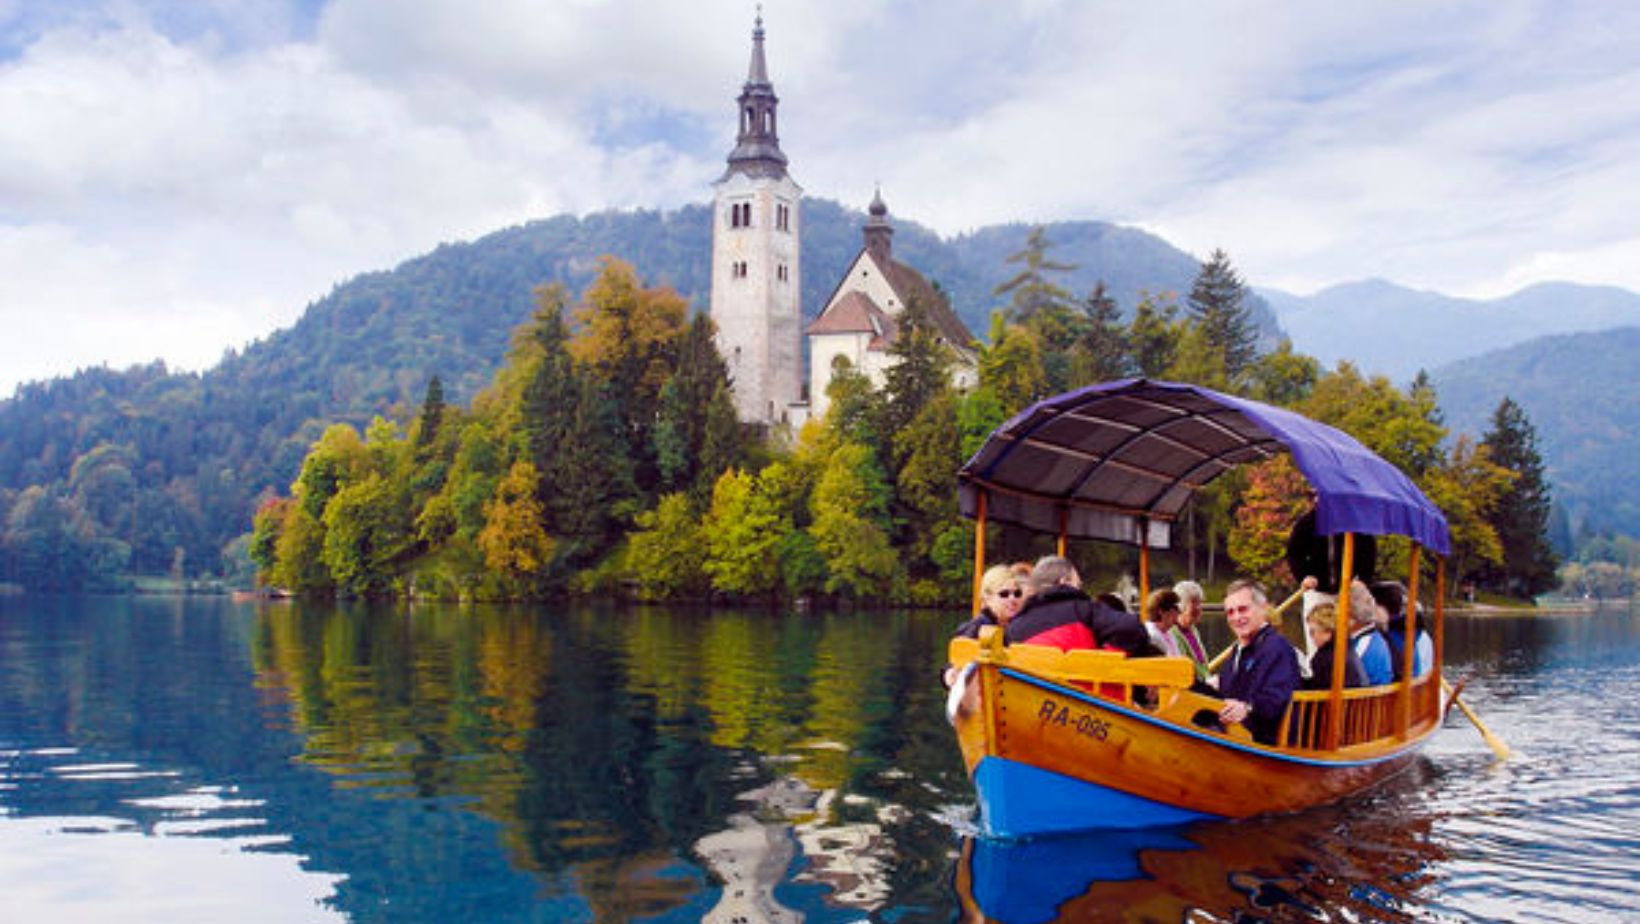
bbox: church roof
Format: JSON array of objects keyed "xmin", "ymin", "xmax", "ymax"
[
  {"xmin": 806, "ymin": 290, "xmax": 897, "ymax": 350},
  {"xmin": 881, "ymin": 259, "xmax": 975, "ymax": 353}
]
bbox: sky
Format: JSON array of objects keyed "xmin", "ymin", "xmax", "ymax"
[{"xmin": 2, "ymin": 0, "xmax": 1637, "ymax": 397}]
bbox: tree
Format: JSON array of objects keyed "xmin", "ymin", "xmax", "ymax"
[
  {"xmin": 994, "ymin": 226, "xmax": 1077, "ymax": 323},
  {"xmin": 551, "ymin": 378, "xmax": 636, "ymax": 564},
  {"xmin": 882, "ymin": 292, "xmax": 953, "ymax": 445},
  {"xmin": 412, "ymin": 375, "xmax": 446, "ymax": 451},
  {"xmin": 1246, "ymin": 339, "xmax": 1319, "ymax": 407},
  {"xmin": 1070, "ymin": 282, "xmax": 1129, "ymax": 385},
  {"xmin": 1126, "ymin": 292, "xmax": 1180, "ymax": 378},
  {"xmin": 1228, "ymin": 457, "xmax": 1310, "ymax": 588},
  {"xmin": 893, "ymin": 391, "xmax": 962, "ymax": 569},
  {"xmin": 702, "ymin": 468, "xmax": 787, "ymax": 597},
  {"xmin": 626, "ymin": 493, "xmax": 708, "ymax": 600},
  {"xmin": 653, "ymin": 314, "xmax": 743, "ymax": 502},
  {"xmin": 477, "ymin": 460, "xmax": 556, "ymax": 585},
  {"xmin": 977, "ymin": 313, "xmax": 1047, "ymax": 415},
  {"xmin": 321, "ymin": 472, "xmax": 411, "ymax": 597},
  {"xmin": 809, "ymin": 442, "xmax": 899, "ymax": 597},
  {"xmin": 1418, "ymin": 436, "xmax": 1512, "ymax": 593},
  {"xmin": 569, "ymin": 257, "xmax": 689, "ymax": 495},
  {"xmin": 1186, "ymin": 249, "xmax": 1258, "ymax": 379},
  {"xmin": 1479, "ymin": 397, "xmax": 1560, "ymax": 598}
]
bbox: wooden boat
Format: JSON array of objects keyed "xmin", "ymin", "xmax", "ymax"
[{"xmin": 947, "ymin": 378, "xmax": 1454, "ymax": 837}]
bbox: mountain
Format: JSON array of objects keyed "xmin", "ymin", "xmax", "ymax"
[
  {"xmin": 1262, "ymin": 279, "xmax": 1640, "ymax": 382},
  {"xmin": 0, "ymin": 199, "xmax": 1255, "ymax": 578},
  {"xmin": 1431, "ymin": 326, "xmax": 1640, "ymax": 537}
]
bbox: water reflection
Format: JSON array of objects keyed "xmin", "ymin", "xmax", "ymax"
[{"xmin": 2, "ymin": 596, "xmax": 1637, "ymax": 921}]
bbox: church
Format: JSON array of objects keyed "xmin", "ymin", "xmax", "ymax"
[{"xmin": 710, "ymin": 15, "xmax": 976, "ymax": 427}]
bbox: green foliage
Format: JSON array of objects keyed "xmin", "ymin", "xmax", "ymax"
[
  {"xmin": 809, "ymin": 443, "xmax": 899, "ymax": 597},
  {"xmin": 1186, "ymin": 248, "xmax": 1258, "ymax": 379},
  {"xmin": 1478, "ymin": 398, "xmax": 1559, "ymax": 597},
  {"xmin": 1228, "ymin": 457, "xmax": 1310, "ymax": 588},
  {"xmin": 1127, "ymin": 292, "xmax": 1180, "ymax": 378},
  {"xmin": 625, "ymin": 493, "xmax": 707, "ymax": 601},
  {"xmin": 977, "ymin": 313, "xmax": 1047, "ymax": 415},
  {"xmin": 994, "ymin": 225, "xmax": 1077, "ymax": 323},
  {"xmin": 702, "ymin": 468, "xmax": 787, "ymax": 597}
]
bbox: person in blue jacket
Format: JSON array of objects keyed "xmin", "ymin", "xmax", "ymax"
[
  {"xmin": 1215, "ymin": 579, "xmax": 1301, "ymax": 745},
  {"xmin": 1347, "ymin": 580, "xmax": 1396, "ymax": 685}
]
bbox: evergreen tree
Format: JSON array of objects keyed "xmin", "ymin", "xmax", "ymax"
[
  {"xmin": 1127, "ymin": 292, "xmax": 1180, "ymax": 378},
  {"xmin": 1479, "ymin": 397, "xmax": 1559, "ymax": 598},
  {"xmin": 552, "ymin": 378, "xmax": 636, "ymax": 564},
  {"xmin": 1186, "ymin": 249, "xmax": 1258, "ymax": 379},
  {"xmin": 882, "ymin": 292, "xmax": 953, "ymax": 452},
  {"xmin": 516, "ymin": 286, "xmax": 580, "ymax": 531},
  {"xmin": 413, "ymin": 376, "xmax": 446, "ymax": 450},
  {"xmin": 1070, "ymin": 282, "xmax": 1129, "ymax": 385},
  {"xmin": 653, "ymin": 314, "xmax": 742, "ymax": 502},
  {"xmin": 994, "ymin": 226, "xmax": 1077, "ymax": 323}
]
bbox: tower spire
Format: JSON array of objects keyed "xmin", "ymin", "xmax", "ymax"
[
  {"xmin": 724, "ymin": 9, "xmax": 787, "ymax": 180},
  {"xmin": 748, "ymin": 6, "xmax": 769, "ymax": 85}
]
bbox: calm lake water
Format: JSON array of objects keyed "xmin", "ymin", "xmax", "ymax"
[{"xmin": 1, "ymin": 595, "xmax": 1636, "ymax": 923}]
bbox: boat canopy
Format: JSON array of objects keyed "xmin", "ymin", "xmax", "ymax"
[{"xmin": 958, "ymin": 378, "xmax": 1450, "ymax": 555}]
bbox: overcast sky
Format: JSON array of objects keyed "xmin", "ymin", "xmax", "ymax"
[{"xmin": 2, "ymin": 0, "xmax": 1637, "ymax": 397}]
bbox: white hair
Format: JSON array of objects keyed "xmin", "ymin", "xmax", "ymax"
[{"xmin": 1173, "ymin": 580, "xmax": 1205, "ymax": 604}]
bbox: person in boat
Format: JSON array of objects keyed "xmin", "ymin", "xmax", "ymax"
[
  {"xmin": 1142, "ymin": 588, "xmax": 1183, "ymax": 657},
  {"xmin": 1004, "ymin": 556, "xmax": 1153, "ymax": 656},
  {"xmin": 1370, "ymin": 581, "xmax": 1434, "ymax": 679},
  {"xmin": 1286, "ymin": 502, "xmax": 1377, "ymax": 602},
  {"xmin": 942, "ymin": 564, "xmax": 1028, "ymax": 687},
  {"xmin": 1214, "ymin": 579, "xmax": 1301, "ymax": 745},
  {"xmin": 1348, "ymin": 580, "xmax": 1396, "ymax": 685},
  {"xmin": 1302, "ymin": 601, "xmax": 1369, "ymax": 690},
  {"xmin": 1170, "ymin": 580, "xmax": 1212, "ymax": 681}
]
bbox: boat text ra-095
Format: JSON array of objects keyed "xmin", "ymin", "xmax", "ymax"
[{"xmin": 946, "ymin": 378, "xmax": 1454, "ymax": 837}]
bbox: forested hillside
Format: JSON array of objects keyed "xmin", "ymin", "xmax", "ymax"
[
  {"xmin": 1263, "ymin": 280, "xmax": 1640, "ymax": 383},
  {"xmin": 1432, "ymin": 326, "xmax": 1640, "ymax": 538},
  {"xmin": 0, "ymin": 200, "xmax": 1262, "ymax": 585}
]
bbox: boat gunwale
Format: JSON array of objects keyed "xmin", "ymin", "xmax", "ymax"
[{"xmin": 994, "ymin": 664, "xmax": 1437, "ymax": 770}]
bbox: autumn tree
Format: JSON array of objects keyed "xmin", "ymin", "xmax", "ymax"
[
  {"xmin": 1228, "ymin": 456, "xmax": 1311, "ymax": 588},
  {"xmin": 702, "ymin": 468, "xmax": 787, "ymax": 597},
  {"xmin": 570, "ymin": 257, "xmax": 688, "ymax": 495},
  {"xmin": 477, "ymin": 460, "xmax": 556, "ymax": 588}
]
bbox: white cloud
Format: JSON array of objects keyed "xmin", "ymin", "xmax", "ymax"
[{"xmin": 1, "ymin": 0, "xmax": 1639, "ymax": 394}]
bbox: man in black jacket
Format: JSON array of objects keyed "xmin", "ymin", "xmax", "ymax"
[
  {"xmin": 1215, "ymin": 579, "xmax": 1301, "ymax": 744},
  {"xmin": 1004, "ymin": 556, "xmax": 1153, "ymax": 657}
]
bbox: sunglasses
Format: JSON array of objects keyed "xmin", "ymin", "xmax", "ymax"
[{"xmin": 995, "ymin": 589, "xmax": 1023, "ymax": 599}]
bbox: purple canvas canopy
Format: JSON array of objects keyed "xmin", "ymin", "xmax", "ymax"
[{"xmin": 958, "ymin": 379, "xmax": 1450, "ymax": 555}]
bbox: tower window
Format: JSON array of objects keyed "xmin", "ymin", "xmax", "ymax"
[
  {"xmin": 776, "ymin": 204, "xmax": 790, "ymax": 232},
  {"xmin": 729, "ymin": 202, "xmax": 753, "ymax": 229}
]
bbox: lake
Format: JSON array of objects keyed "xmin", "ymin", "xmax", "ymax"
[{"xmin": 1, "ymin": 595, "xmax": 1636, "ymax": 922}]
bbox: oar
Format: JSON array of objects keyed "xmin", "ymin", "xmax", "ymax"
[
  {"xmin": 1206, "ymin": 587, "xmax": 1307, "ymax": 673},
  {"xmin": 1442, "ymin": 677, "xmax": 1511, "ymax": 760}
]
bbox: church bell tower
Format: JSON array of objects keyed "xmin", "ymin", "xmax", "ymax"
[{"xmin": 710, "ymin": 12, "xmax": 803, "ymax": 425}]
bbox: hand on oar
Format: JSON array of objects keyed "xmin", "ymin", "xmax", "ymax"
[{"xmin": 1442, "ymin": 677, "xmax": 1511, "ymax": 760}]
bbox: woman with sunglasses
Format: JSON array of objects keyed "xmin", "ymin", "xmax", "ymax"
[{"xmin": 942, "ymin": 565, "xmax": 1027, "ymax": 687}]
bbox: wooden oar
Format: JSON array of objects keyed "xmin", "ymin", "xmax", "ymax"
[
  {"xmin": 1442, "ymin": 677, "xmax": 1511, "ymax": 760},
  {"xmin": 1206, "ymin": 587, "xmax": 1307, "ymax": 673}
]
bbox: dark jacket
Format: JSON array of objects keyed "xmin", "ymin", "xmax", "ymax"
[
  {"xmin": 1216, "ymin": 624, "xmax": 1301, "ymax": 744},
  {"xmin": 952, "ymin": 608, "xmax": 1000, "ymax": 640},
  {"xmin": 1285, "ymin": 508, "xmax": 1376, "ymax": 594},
  {"xmin": 1304, "ymin": 638, "xmax": 1369, "ymax": 690},
  {"xmin": 1005, "ymin": 586, "xmax": 1154, "ymax": 656}
]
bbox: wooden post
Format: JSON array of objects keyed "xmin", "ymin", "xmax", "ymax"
[
  {"xmin": 971, "ymin": 490, "xmax": 989, "ymax": 616},
  {"xmin": 1434, "ymin": 556, "xmax": 1446, "ymax": 698},
  {"xmin": 1399, "ymin": 545, "xmax": 1422, "ymax": 736},
  {"xmin": 1137, "ymin": 518, "xmax": 1151, "ymax": 601},
  {"xmin": 1057, "ymin": 506, "xmax": 1068, "ymax": 557},
  {"xmin": 1327, "ymin": 532, "xmax": 1356, "ymax": 751}
]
